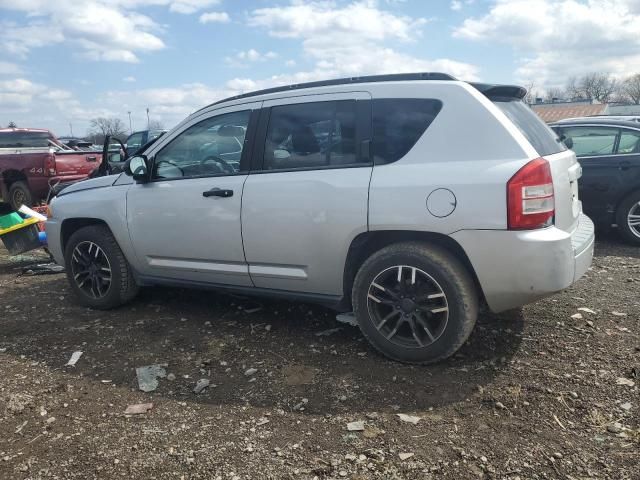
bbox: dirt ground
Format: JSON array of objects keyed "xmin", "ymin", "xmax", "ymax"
[{"xmin": 0, "ymin": 235, "xmax": 638, "ymax": 480}]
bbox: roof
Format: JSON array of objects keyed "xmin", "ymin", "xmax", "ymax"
[
  {"xmin": 196, "ymin": 72, "xmax": 526, "ymax": 113},
  {"xmin": 549, "ymin": 117, "xmax": 640, "ymax": 129},
  {"xmin": 531, "ymin": 103, "xmax": 608, "ymax": 123}
]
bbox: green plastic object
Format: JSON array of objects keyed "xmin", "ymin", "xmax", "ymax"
[{"xmin": 0, "ymin": 212, "xmax": 23, "ymax": 230}]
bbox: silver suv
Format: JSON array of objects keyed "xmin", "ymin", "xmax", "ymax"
[{"xmin": 46, "ymin": 73, "xmax": 595, "ymax": 364}]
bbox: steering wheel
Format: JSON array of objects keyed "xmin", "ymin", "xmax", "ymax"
[
  {"xmin": 200, "ymin": 155, "xmax": 235, "ymax": 174},
  {"xmin": 155, "ymin": 160, "xmax": 185, "ymax": 177}
]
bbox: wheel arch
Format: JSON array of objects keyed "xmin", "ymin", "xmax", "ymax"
[
  {"xmin": 343, "ymin": 230, "xmax": 486, "ymax": 309},
  {"xmin": 61, "ymin": 218, "xmax": 110, "ymax": 253}
]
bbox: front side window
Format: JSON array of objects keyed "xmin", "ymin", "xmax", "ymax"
[
  {"xmin": 617, "ymin": 129, "xmax": 640, "ymax": 154},
  {"xmin": 153, "ymin": 110, "xmax": 250, "ymax": 179},
  {"xmin": 372, "ymin": 98, "xmax": 442, "ymax": 164},
  {"xmin": 263, "ymin": 100, "xmax": 358, "ymax": 170},
  {"xmin": 562, "ymin": 126, "xmax": 618, "ymax": 157}
]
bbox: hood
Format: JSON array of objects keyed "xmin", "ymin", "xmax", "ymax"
[{"xmin": 58, "ymin": 174, "xmax": 122, "ymax": 196}]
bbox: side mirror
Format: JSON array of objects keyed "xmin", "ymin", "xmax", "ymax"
[{"xmin": 124, "ymin": 155, "xmax": 150, "ymax": 183}]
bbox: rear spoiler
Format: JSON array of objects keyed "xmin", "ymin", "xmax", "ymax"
[{"xmin": 470, "ymin": 83, "xmax": 527, "ymax": 100}]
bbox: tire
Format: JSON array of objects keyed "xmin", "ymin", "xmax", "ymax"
[
  {"xmin": 64, "ymin": 225, "xmax": 139, "ymax": 309},
  {"xmin": 8, "ymin": 181, "xmax": 33, "ymax": 211},
  {"xmin": 616, "ymin": 191, "xmax": 640, "ymax": 245},
  {"xmin": 352, "ymin": 242, "xmax": 478, "ymax": 364}
]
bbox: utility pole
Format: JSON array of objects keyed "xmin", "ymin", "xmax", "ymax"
[
  {"xmin": 69, "ymin": 123, "xmax": 74, "ymax": 137},
  {"xmin": 146, "ymin": 108, "xmax": 150, "ymax": 130},
  {"xmin": 128, "ymin": 111, "xmax": 132, "ymax": 134}
]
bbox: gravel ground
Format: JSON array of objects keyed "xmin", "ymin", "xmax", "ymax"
[{"xmin": 0, "ymin": 236, "xmax": 638, "ymax": 479}]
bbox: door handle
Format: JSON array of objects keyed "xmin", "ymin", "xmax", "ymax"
[
  {"xmin": 86, "ymin": 156, "xmax": 97, "ymax": 162},
  {"xmin": 203, "ymin": 188, "xmax": 233, "ymax": 198}
]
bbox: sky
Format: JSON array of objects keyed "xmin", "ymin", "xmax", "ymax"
[{"xmin": 1, "ymin": 0, "xmax": 640, "ymax": 137}]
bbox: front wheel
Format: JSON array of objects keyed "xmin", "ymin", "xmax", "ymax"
[
  {"xmin": 64, "ymin": 225, "xmax": 139, "ymax": 309},
  {"xmin": 616, "ymin": 191, "xmax": 640, "ymax": 245},
  {"xmin": 352, "ymin": 242, "xmax": 478, "ymax": 364}
]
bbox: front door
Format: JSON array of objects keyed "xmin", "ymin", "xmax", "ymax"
[
  {"xmin": 241, "ymin": 93, "xmax": 372, "ymax": 296},
  {"xmin": 560, "ymin": 125, "xmax": 621, "ymax": 220},
  {"xmin": 127, "ymin": 105, "xmax": 259, "ymax": 286}
]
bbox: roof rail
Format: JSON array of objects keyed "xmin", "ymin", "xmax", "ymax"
[{"xmin": 199, "ymin": 72, "xmax": 458, "ymax": 112}]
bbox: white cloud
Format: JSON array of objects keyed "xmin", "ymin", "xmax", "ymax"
[
  {"xmin": 123, "ymin": 76, "xmax": 137, "ymax": 82},
  {"xmin": 454, "ymin": 0, "xmax": 640, "ymax": 87},
  {"xmin": 451, "ymin": 1, "xmax": 463, "ymax": 10},
  {"xmin": 225, "ymin": 49, "xmax": 278, "ymax": 66},
  {"xmin": 245, "ymin": 0, "xmax": 479, "ymax": 83},
  {"xmin": 199, "ymin": 11, "xmax": 230, "ymax": 23},
  {"xmin": 0, "ymin": 61, "xmax": 23, "ymax": 76},
  {"xmin": 0, "ymin": 1, "xmax": 178, "ymax": 62},
  {"xmin": 170, "ymin": 0, "xmax": 219, "ymax": 14}
]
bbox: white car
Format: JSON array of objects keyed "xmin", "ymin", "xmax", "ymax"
[{"xmin": 46, "ymin": 73, "xmax": 594, "ymax": 364}]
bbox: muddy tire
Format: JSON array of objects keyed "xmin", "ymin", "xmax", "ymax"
[
  {"xmin": 616, "ymin": 190, "xmax": 640, "ymax": 246},
  {"xmin": 352, "ymin": 242, "xmax": 478, "ymax": 364},
  {"xmin": 64, "ymin": 225, "xmax": 139, "ymax": 309},
  {"xmin": 8, "ymin": 181, "xmax": 32, "ymax": 211}
]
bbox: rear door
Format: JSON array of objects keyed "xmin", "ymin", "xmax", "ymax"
[
  {"xmin": 615, "ymin": 127, "xmax": 640, "ymax": 199},
  {"xmin": 557, "ymin": 126, "xmax": 621, "ymax": 220},
  {"xmin": 241, "ymin": 92, "xmax": 372, "ymax": 296}
]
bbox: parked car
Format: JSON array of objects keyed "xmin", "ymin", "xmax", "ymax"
[
  {"xmin": 124, "ymin": 129, "xmax": 167, "ymax": 157},
  {"xmin": 0, "ymin": 128, "xmax": 103, "ymax": 210},
  {"xmin": 46, "ymin": 73, "xmax": 594, "ymax": 364},
  {"xmin": 550, "ymin": 117, "xmax": 640, "ymax": 244}
]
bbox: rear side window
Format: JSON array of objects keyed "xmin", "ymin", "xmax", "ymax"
[
  {"xmin": 495, "ymin": 100, "xmax": 566, "ymax": 156},
  {"xmin": 0, "ymin": 131, "xmax": 51, "ymax": 148},
  {"xmin": 561, "ymin": 126, "xmax": 618, "ymax": 157},
  {"xmin": 372, "ymin": 99, "xmax": 442, "ymax": 164}
]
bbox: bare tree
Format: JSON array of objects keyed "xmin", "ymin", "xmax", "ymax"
[
  {"xmin": 621, "ymin": 73, "xmax": 640, "ymax": 104},
  {"xmin": 544, "ymin": 87, "xmax": 564, "ymax": 102},
  {"xmin": 579, "ymin": 72, "xmax": 617, "ymax": 103},
  {"xmin": 148, "ymin": 119, "xmax": 165, "ymax": 130},
  {"xmin": 87, "ymin": 117, "xmax": 128, "ymax": 144},
  {"xmin": 7, "ymin": 121, "xmax": 17, "ymax": 128},
  {"xmin": 565, "ymin": 76, "xmax": 584, "ymax": 100},
  {"xmin": 522, "ymin": 80, "xmax": 539, "ymax": 105}
]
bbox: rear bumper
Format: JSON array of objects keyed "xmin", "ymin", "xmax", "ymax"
[{"xmin": 451, "ymin": 213, "xmax": 594, "ymax": 312}]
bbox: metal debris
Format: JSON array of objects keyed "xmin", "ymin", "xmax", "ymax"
[
  {"xmin": 124, "ymin": 403, "xmax": 154, "ymax": 415},
  {"xmin": 315, "ymin": 327, "xmax": 342, "ymax": 337},
  {"xmin": 396, "ymin": 413, "xmax": 421, "ymax": 424},
  {"xmin": 65, "ymin": 351, "xmax": 83, "ymax": 367},
  {"xmin": 194, "ymin": 378, "xmax": 210, "ymax": 394},
  {"xmin": 347, "ymin": 421, "xmax": 365, "ymax": 431},
  {"xmin": 136, "ymin": 364, "xmax": 167, "ymax": 392},
  {"xmin": 336, "ymin": 312, "xmax": 358, "ymax": 327}
]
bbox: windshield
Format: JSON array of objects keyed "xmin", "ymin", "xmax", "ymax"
[{"xmin": 495, "ymin": 100, "xmax": 566, "ymax": 156}]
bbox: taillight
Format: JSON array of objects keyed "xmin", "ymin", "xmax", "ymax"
[
  {"xmin": 507, "ymin": 157, "xmax": 554, "ymax": 230},
  {"xmin": 44, "ymin": 153, "xmax": 56, "ymax": 176}
]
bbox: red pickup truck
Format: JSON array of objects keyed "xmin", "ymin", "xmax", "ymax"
[{"xmin": 0, "ymin": 128, "xmax": 103, "ymax": 210}]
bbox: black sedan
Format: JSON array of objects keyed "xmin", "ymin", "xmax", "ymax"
[{"xmin": 550, "ymin": 117, "xmax": 640, "ymax": 245}]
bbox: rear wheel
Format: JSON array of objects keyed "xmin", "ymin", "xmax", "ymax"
[
  {"xmin": 8, "ymin": 181, "xmax": 32, "ymax": 211},
  {"xmin": 352, "ymin": 242, "xmax": 478, "ymax": 364},
  {"xmin": 64, "ymin": 225, "xmax": 139, "ymax": 309},
  {"xmin": 616, "ymin": 191, "xmax": 640, "ymax": 245}
]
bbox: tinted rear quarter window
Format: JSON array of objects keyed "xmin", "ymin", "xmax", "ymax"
[
  {"xmin": 495, "ymin": 100, "xmax": 566, "ymax": 156},
  {"xmin": 372, "ymin": 99, "xmax": 442, "ymax": 164}
]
